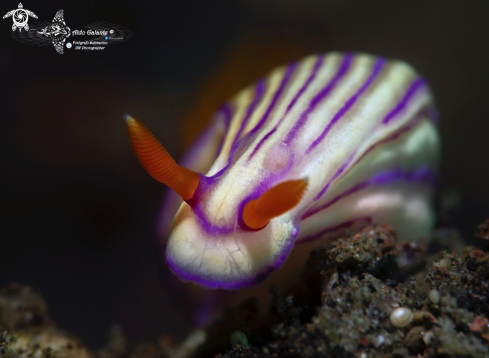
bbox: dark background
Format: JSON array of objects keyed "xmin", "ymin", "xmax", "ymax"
[{"xmin": 1, "ymin": 0, "xmax": 489, "ymax": 350}]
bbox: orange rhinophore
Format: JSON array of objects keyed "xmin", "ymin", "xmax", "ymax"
[
  {"xmin": 242, "ymin": 179, "xmax": 308, "ymax": 230},
  {"xmin": 124, "ymin": 115, "xmax": 200, "ymax": 201}
]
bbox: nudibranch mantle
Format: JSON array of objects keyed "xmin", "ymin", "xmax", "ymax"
[{"xmin": 132, "ymin": 52, "xmax": 439, "ymax": 290}]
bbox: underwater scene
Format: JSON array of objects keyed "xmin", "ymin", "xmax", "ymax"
[{"xmin": 1, "ymin": 1, "xmax": 489, "ymax": 357}]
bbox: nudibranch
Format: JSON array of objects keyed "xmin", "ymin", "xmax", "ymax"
[{"xmin": 125, "ymin": 52, "xmax": 439, "ymax": 290}]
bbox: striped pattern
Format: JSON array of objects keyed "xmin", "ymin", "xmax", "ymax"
[{"xmin": 162, "ymin": 53, "xmax": 440, "ymax": 289}]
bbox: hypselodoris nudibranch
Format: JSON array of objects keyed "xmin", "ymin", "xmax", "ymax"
[{"xmin": 125, "ymin": 52, "xmax": 440, "ymax": 290}]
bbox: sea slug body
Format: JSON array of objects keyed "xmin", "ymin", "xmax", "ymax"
[{"xmin": 126, "ymin": 52, "xmax": 440, "ymax": 290}]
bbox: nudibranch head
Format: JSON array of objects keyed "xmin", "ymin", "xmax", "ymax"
[{"xmin": 127, "ymin": 52, "xmax": 440, "ymax": 290}]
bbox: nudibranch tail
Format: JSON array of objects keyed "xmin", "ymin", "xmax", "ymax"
[
  {"xmin": 242, "ymin": 179, "xmax": 308, "ymax": 229},
  {"xmin": 124, "ymin": 115, "xmax": 200, "ymax": 201}
]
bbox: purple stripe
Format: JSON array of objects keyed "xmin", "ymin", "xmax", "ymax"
[
  {"xmin": 313, "ymin": 107, "xmax": 430, "ymax": 202},
  {"xmin": 382, "ymin": 78, "xmax": 426, "ymax": 124},
  {"xmin": 314, "ymin": 106, "xmax": 430, "ymax": 202},
  {"xmin": 314, "ymin": 154, "xmax": 355, "ymax": 201},
  {"xmin": 297, "ymin": 217, "xmax": 372, "ymax": 245},
  {"xmin": 210, "ymin": 80, "xmax": 265, "ymax": 178},
  {"xmin": 185, "ymin": 175, "xmax": 235, "ymax": 234},
  {"xmin": 248, "ymin": 55, "xmax": 325, "ymax": 160},
  {"xmin": 248, "ymin": 63, "xmax": 297, "ymax": 137},
  {"xmin": 284, "ymin": 53, "xmax": 353, "ymax": 145},
  {"xmin": 186, "ymin": 150, "xmax": 295, "ymax": 235},
  {"xmin": 283, "ymin": 55, "xmax": 326, "ymax": 122},
  {"xmin": 350, "ymin": 111, "xmax": 425, "ymax": 168},
  {"xmin": 303, "ymin": 167, "xmax": 435, "ymax": 220},
  {"xmin": 249, "ymin": 128, "xmax": 276, "ymax": 158},
  {"xmin": 306, "ymin": 57, "xmax": 386, "ymax": 154},
  {"xmin": 215, "ymin": 104, "xmax": 232, "ymax": 158},
  {"xmin": 230, "ymin": 79, "xmax": 266, "ymax": 152}
]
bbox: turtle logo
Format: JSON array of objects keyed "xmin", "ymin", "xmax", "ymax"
[
  {"xmin": 38, "ymin": 10, "xmax": 71, "ymax": 54},
  {"xmin": 3, "ymin": 3, "xmax": 38, "ymax": 32}
]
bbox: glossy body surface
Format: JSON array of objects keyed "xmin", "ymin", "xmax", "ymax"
[{"xmin": 141, "ymin": 52, "xmax": 440, "ymax": 290}]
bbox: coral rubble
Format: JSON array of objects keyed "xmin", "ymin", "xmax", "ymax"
[
  {"xmin": 2, "ymin": 221, "xmax": 489, "ymax": 358},
  {"xmin": 214, "ymin": 224, "xmax": 489, "ymax": 358}
]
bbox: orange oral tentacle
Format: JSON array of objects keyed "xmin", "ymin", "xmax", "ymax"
[
  {"xmin": 242, "ymin": 179, "xmax": 308, "ymax": 230},
  {"xmin": 125, "ymin": 115, "xmax": 200, "ymax": 200}
]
